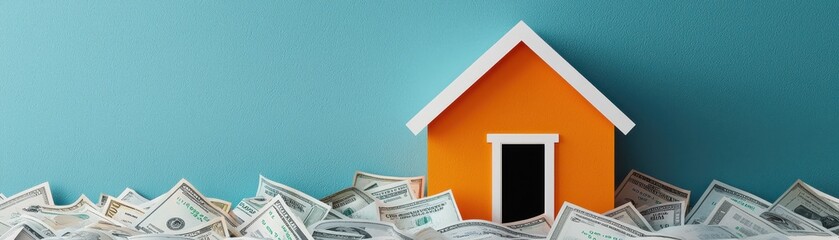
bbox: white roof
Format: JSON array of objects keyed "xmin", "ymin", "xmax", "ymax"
[{"xmin": 406, "ymin": 21, "xmax": 635, "ymax": 135}]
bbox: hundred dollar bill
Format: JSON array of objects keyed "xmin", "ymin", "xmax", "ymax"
[
  {"xmin": 325, "ymin": 209, "xmax": 350, "ymax": 220},
  {"xmin": 103, "ymin": 197, "xmax": 146, "ymax": 226},
  {"xmin": 129, "ymin": 217, "xmax": 228, "ymax": 240},
  {"xmin": 208, "ymin": 198, "xmax": 232, "ymax": 213},
  {"xmin": 311, "ymin": 229, "xmax": 364, "ymax": 239},
  {"xmin": 7, "ymin": 214, "xmax": 58, "ymax": 238},
  {"xmin": 99, "ymin": 194, "xmax": 114, "ymax": 208},
  {"xmin": 0, "ymin": 225, "xmax": 40, "ymax": 240},
  {"xmin": 0, "ymin": 193, "xmax": 5, "ymax": 200},
  {"xmin": 118, "ymin": 188, "xmax": 151, "ymax": 206},
  {"xmin": 548, "ymin": 202, "xmax": 679, "ymax": 240},
  {"xmin": 363, "ymin": 181, "xmax": 415, "ymax": 205},
  {"xmin": 615, "ymin": 170, "xmax": 690, "ymax": 209},
  {"xmin": 236, "ymin": 196, "xmax": 313, "ymax": 240},
  {"xmin": 230, "ymin": 197, "xmax": 269, "ymax": 224},
  {"xmin": 378, "ymin": 190, "xmax": 462, "ymax": 230},
  {"xmin": 639, "ymin": 201, "xmax": 686, "ymax": 231},
  {"xmin": 501, "ymin": 214, "xmax": 552, "ymax": 236},
  {"xmin": 73, "ymin": 220, "xmax": 144, "ymax": 239},
  {"xmin": 775, "ymin": 180, "xmax": 839, "ymax": 230},
  {"xmin": 321, "ymin": 187, "xmax": 376, "ymax": 217},
  {"xmin": 704, "ymin": 197, "xmax": 786, "ymax": 238},
  {"xmin": 256, "ymin": 175, "xmax": 331, "ymax": 227},
  {"xmin": 604, "ymin": 202, "xmax": 654, "ymax": 231},
  {"xmin": 655, "ymin": 225, "xmax": 739, "ymax": 240},
  {"xmin": 309, "ymin": 219, "xmax": 412, "ymax": 240},
  {"xmin": 686, "ymin": 180, "xmax": 771, "ymax": 225},
  {"xmin": 762, "ymin": 204, "xmax": 835, "ymax": 236},
  {"xmin": 25, "ymin": 195, "xmax": 126, "ymax": 232},
  {"xmin": 133, "ymin": 179, "xmax": 238, "ymax": 233},
  {"xmin": 0, "ymin": 182, "xmax": 54, "ymax": 222},
  {"xmin": 353, "ymin": 171, "xmax": 426, "ymax": 199},
  {"xmin": 438, "ymin": 220, "xmax": 545, "ymax": 239},
  {"xmin": 349, "ymin": 202, "xmax": 380, "ymax": 221}
]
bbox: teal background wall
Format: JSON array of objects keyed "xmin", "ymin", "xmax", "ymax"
[{"xmin": 1, "ymin": 1, "xmax": 837, "ymax": 206}]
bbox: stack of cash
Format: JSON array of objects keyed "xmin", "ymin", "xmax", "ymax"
[{"xmin": 0, "ymin": 170, "xmax": 838, "ymax": 240}]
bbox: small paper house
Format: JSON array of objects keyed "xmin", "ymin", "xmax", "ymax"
[{"xmin": 406, "ymin": 21, "xmax": 634, "ymax": 224}]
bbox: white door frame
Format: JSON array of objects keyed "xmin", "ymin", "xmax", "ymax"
[{"xmin": 487, "ymin": 133, "xmax": 558, "ymax": 224}]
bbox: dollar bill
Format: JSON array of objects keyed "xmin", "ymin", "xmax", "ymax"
[
  {"xmin": 437, "ymin": 219, "xmax": 544, "ymax": 239},
  {"xmin": 775, "ymin": 180, "xmax": 839, "ymax": 230},
  {"xmin": 118, "ymin": 188, "xmax": 151, "ymax": 206},
  {"xmin": 501, "ymin": 214, "xmax": 552, "ymax": 236},
  {"xmin": 6, "ymin": 215, "xmax": 58, "ymax": 238},
  {"xmin": 236, "ymin": 196, "xmax": 313, "ymax": 240},
  {"xmin": 133, "ymin": 179, "xmax": 238, "ymax": 233},
  {"xmin": 349, "ymin": 202, "xmax": 380, "ymax": 221},
  {"xmin": 230, "ymin": 197, "xmax": 269, "ymax": 224},
  {"xmin": 704, "ymin": 197, "xmax": 786, "ymax": 237},
  {"xmin": 309, "ymin": 219, "xmax": 412, "ymax": 240},
  {"xmin": 0, "ymin": 193, "xmax": 5, "ymax": 201},
  {"xmin": 615, "ymin": 170, "xmax": 690, "ymax": 209},
  {"xmin": 378, "ymin": 190, "xmax": 462, "ymax": 230},
  {"xmin": 604, "ymin": 202, "xmax": 654, "ymax": 231},
  {"xmin": 208, "ymin": 198, "xmax": 232, "ymax": 213},
  {"xmin": 311, "ymin": 229, "xmax": 365, "ymax": 239},
  {"xmin": 762, "ymin": 204, "xmax": 835, "ymax": 236},
  {"xmin": 320, "ymin": 187, "xmax": 376, "ymax": 217},
  {"xmin": 0, "ymin": 225, "xmax": 40, "ymax": 240},
  {"xmin": 256, "ymin": 175, "xmax": 331, "ymax": 227},
  {"xmin": 0, "ymin": 182, "xmax": 54, "ymax": 222},
  {"xmin": 103, "ymin": 197, "xmax": 146, "ymax": 227},
  {"xmin": 325, "ymin": 209, "xmax": 350, "ymax": 220},
  {"xmin": 98, "ymin": 193, "xmax": 113, "ymax": 208},
  {"xmin": 686, "ymin": 180, "xmax": 771, "ymax": 225},
  {"xmin": 547, "ymin": 202, "xmax": 679, "ymax": 240},
  {"xmin": 655, "ymin": 225, "xmax": 739, "ymax": 240},
  {"xmin": 130, "ymin": 217, "xmax": 229, "ymax": 240},
  {"xmin": 25, "ymin": 195, "xmax": 125, "ymax": 232},
  {"xmin": 363, "ymin": 180, "xmax": 414, "ymax": 205},
  {"xmin": 638, "ymin": 201, "xmax": 686, "ymax": 231},
  {"xmin": 353, "ymin": 171, "xmax": 426, "ymax": 199}
]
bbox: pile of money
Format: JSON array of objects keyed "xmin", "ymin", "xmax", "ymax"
[{"xmin": 0, "ymin": 170, "xmax": 837, "ymax": 240}]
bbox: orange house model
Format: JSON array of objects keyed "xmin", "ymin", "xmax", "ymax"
[{"xmin": 406, "ymin": 21, "xmax": 635, "ymax": 224}]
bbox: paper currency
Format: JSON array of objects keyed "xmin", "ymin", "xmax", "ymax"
[
  {"xmin": 133, "ymin": 179, "xmax": 238, "ymax": 233},
  {"xmin": 501, "ymin": 214, "xmax": 552, "ymax": 236},
  {"xmin": 437, "ymin": 219, "xmax": 544, "ymax": 239},
  {"xmin": 775, "ymin": 180, "xmax": 839, "ymax": 230},
  {"xmin": 311, "ymin": 229, "xmax": 365, "ymax": 239},
  {"xmin": 604, "ymin": 202, "xmax": 654, "ymax": 231},
  {"xmin": 615, "ymin": 170, "xmax": 690, "ymax": 208},
  {"xmin": 309, "ymin": 220, "xmax": 412, "ymax": 240},
  {"xmin": 0, "ymin": 194, "xmax": 5, "ymax": 201},
  {"xmin": 353, "ymin": 171, "xmax": 426, "ymax": 199},
  {"xmin": 349, "ymin": 203, "xmax": 380, "ymax": 221},
  {"xmin": 23, "ymin": 195, "xmax": 124, "ymax": 233},
  {"xmin": 0, "ymin": 225, "xmax": 40, "ymax": 240},
  {"xmin": 546, "ymin": 202, "xmax": 678, "ymax": 240},
  {"xmin": 98, "ymin": 194, "xmax": 113, "ymax": 208},
  {"xmin": 256, "ymin": 175, "xmax": 331, "ymax": 227},
  {"xmin": 236, "ymin": 196, "xmax": 313, "ymax": 240},
  {"xmin": 320, "ymin": 187, "xmax": 376, "ymax": 217},
  {"xmin": 103, "ymin": 197, "xmax": 146, "ymax": 227},
  {"xmin": 704, "ymin": 197, "xmax": 786, "ymax": 237},
  {"xmin": 208, "ymin": 198, "xmax": 232, "ymax": 213},
  {"xmin": 130, "ymin": 217, "xmax": 228, "ymax": 240},
  {"xmin": 761, "ymin": 204, "xmax": 835, "ymax": 236},
  {"xmin": 118, "ymin": 188, "xmax": 150, "ymax": 206},
  {"xmin": 687, "ymin": 180, "xmax": 771, "ymax": 225},
  {"xmin": 363, "ymin": 180, "xmax": 415, "ymax": 205},
  {"xmin": 638, "ymin": 201, "xmax": 686, "ymax": 231},
  {"xmin": 378, "ymin": 190, "xmax": 462, "ymax": 230},
  {"xmin": 230, "ymin": 197, "xmax": 269, "ymax": 224},
  {"xmin": 655, "ymin": 225, "xmax": 739, "ymax": 239},
  {"xmin": 0, "ymin": 182, "xmax": 54, "ymax": 222},
  {"xmin": 325, "ymin": 209, "xmax": 350, "ymax": 220}
]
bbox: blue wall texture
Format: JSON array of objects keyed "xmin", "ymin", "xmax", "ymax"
[{"xmin": 1, "ymin": 1, "xmax": 837, "ymax": 206}]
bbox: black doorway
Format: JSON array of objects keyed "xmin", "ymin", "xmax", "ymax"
[{"xmin": 501, "ymin": 144, "xmax": 545, "ymax": 223}]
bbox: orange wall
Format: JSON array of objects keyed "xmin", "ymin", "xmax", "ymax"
[{"xmin": 427, "ymin": 42, "xmax": 615, "ymax": 220}]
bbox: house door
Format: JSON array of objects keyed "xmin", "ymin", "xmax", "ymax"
[{"xmin": 487, "ymin": 134, "xmax": 558, "ymax": 224}]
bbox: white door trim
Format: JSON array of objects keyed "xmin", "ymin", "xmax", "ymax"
[{"xmin": 487, "ymin": 133, "xmax": 558, "ymax": 224}]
